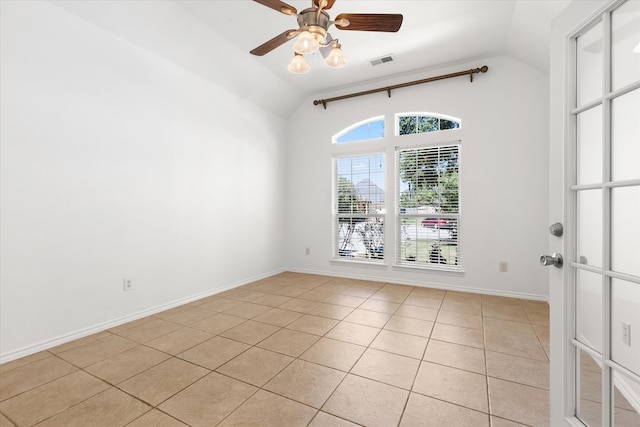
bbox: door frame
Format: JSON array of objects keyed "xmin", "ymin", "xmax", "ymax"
[{"xmin": 549, "ymin": 0, "xmax": 612, "ymax": 425}]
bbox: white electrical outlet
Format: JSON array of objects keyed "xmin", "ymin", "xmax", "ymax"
[
  {"xmin": 622, "ymin": 322, "xmax": 631, "ymax": 346},
  {"xmin": 305, "ymin": 247, "xmax": 311, "ymax": 255},
  {"xmin": 499, "ymin": 261, "xmax": 508, "ymax": 272},
  {"xmin": 123, "ymin": 278, "xmax": 133, "ymax": 292}
]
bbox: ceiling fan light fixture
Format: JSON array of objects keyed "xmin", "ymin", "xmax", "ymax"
[
  {"xmin": 288, "ymin": 53, "xmax": 311, "ymax": 74},
  {"xmin": 325, "ymin": 42, "xmax": 347, "ymax": 69},
  {"xmin": 293, "ymin": 30, "xmax": 320, "ymax": 54}
]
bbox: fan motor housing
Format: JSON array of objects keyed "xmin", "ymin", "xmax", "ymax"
[{"xmin": 297, "ymin": 8, "xmax": 330, "ymax": 41}]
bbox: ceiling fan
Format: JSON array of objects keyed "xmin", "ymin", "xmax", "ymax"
[{"xmin": 250, "ymin": 0, "xmax": 403, "ymax": 73}]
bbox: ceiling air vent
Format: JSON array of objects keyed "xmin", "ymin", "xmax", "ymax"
[{"xmin": 370, "ymin": 55, "xmax": 394, "ymax": 66}]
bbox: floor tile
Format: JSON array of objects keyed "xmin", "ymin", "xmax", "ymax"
[
  {"xmin": 286, "ymin": 314, "xmax": 339, "ymax": 336},
  {"xmin": 326, "ymin": 294, "xmax": 366, "ymax": 308},
  {"xmin": 218, "ymin": 390, "xmax": 317, "ymax": 427},
  {"xmin": 56, "ymin": 334, "xmax": 137, "ymax": 367},
  {"xmin": 431, "ymin": 323, "xmax": 485, "ymax": 348},
  {"xmin": 85, "ymin": 345, "xmax": 170, "ymax": 385},
  {"xmin": 298, "ymin": 289, "xmax": 335, "ymax": 302},
  {"xmin": 156, "ymin": 306, "xmax": 214, "ymax": 326},
  {"xmin": 358, "ymin": 298, "xmax": 400, "ymax": 314},
  {"xmin": 178, "ymin": 336, "xmax": 250, "ymax": 370},
  {"xmin": 222, "ymin": 302, "xmax": 272, "ymax": 319},
  {"xmin": 369, "ymin": 329, "xmax": 428, "ymax": 359},
  {"xmin": 0, "ymin": 412, "xmax": 14, "ymax": 427},
  {"xmin": 410, "ymin": 287, "xmax": 446, "ymax": 299},
  {"xmin": 424, "ymin": 339, "xmax": 486, "ymax": 374},
  {"xmin": 299, "ymin": 338, "xmax": 366, "ymax": 372},
  {"xmin": 370, "ymin": 290, "xmax": 409, "ymax": 303},
  {"xmin": 219, "ymin": 320, "xmax": 280, "ymax": 345},
  {"xmin": 35, "ymin": 387, "xmax": 149, "ymax": 427},
  {"xmin": 490, "ymin": 415, "xmax": 529, "ymax": 426},
  {"xmin": 47, "ymin": 331, "xmax": 113, "ymax": 355},
  {"xmin": 0, "ymin": 355, "xmax": 77, "ymax": 400},
  {"xmin": 403, "ymin": 295, "xmax": 443, "ymax": 309},
  {"xmin": 249, "ymin": 294, "xmax": 292, "ymax": 307},
  {"xmin": 400, "ymin": 392, "xmax": 490, "ymax": 426},
  {"xmin": 264, "ymin": 359, "xmax": 345, "ymax": 408},
  {"xmin": 277, "ymin": 298, "xmax": 322, "ymax": 313},
  {"xmin": 273, "ymin": 286, "xmax": 309, "ymax": 298},
  {"xmin": 482, "ymin": 303, "xmax": 529, "ymax": 323},
  {"xmin": 351, "ymin": 348, "xmax": 420, "ymax": 390},
  {"xmin": 257, "ymin": 328, "xmax": 319, "ymax": 357},
  {"xmin": 159, "ymin": 372, "xmax": 257, "ymax": 427},
  {"xmin": 145, "ymin": 327, "xmax": 212, "ymax": 355},
  {"xmin": 112, "ymin": 318, "xmax": 183, "ymax": 344},
  {"xmin": 252, "ymin": 308, "xmax": 303, "ymax": 327},
  {"xmin": 486, "ymin": 351, "xmax": 549, "ymax": 389},
  {"xmin": 395, "ymin": 304, "xmax": 438, "ymax": 321},
  {"xmin": 309, "ymin": 411, "xmax": 360, "ymax": 427},
  {"xmin": 440, "ymin": 300, "xmax": 482, "ymax": 316},
  {"xmin": 344, "ymin": 308, "xmax": 391, "ymax": 328},
  {"xmin": 484, "ymin": 318, "xmax": 547, "ymax": 361},
  {"xmin": 118, "ymin": 358, "xmax": 209, "ymax": 406},
  {"xmin": 341, "ymin": 286, "xmax": 376, "ymax": 298},
  {"xmin": 436, "ymin": 309, "xmax": 483, "ymax": 330},
  {"xmin": 198, "ymin": 297, "xmax": 245, "ymax": 312},
  {"xmin": 189, "ymin": 313, "xmax": 246, "ymax": 335},
  {"xmin": 0, "ymin": 371, "xmax": 109, "ymax": 426},
  {"xmin": 309, "ymin": 303, "xmax": 354, "ymax": 320},
  {"xmin": 384, "ymin": 315, "xmax": 433, "ymax": 338},
  {"xmin": 488, "ymin": 377, "xmax": 549, "ymax": 426},
  {"xmin": 325, "ymin": 321, "xmax": 380, "ymax": 346},
  {"xmin": 216, "ymin": 347, "xmax": 294, "ymax": 387},
  {"xmin": 0, "ymin": 351, "xmax": 50, "ymax": 375},
  {"xmin": 444, "ymin": 290, "xmax": 483, "ymax": 304},
  {"xmin": 322, "ymin": 374, "xmax": 409, "ymax": 427},
  {"xmin": 413, "ymin": 361, "xmax": 488, "ymax": 413},
  {"xmin": 225, "ymin": 289, "xmax": 266, "ymax": 302},
  {"xmin": 126, "ymin": 409, "xmax": 188, "ymax": 426}
]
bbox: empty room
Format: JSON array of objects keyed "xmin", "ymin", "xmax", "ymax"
[{"xmin": 1, "ymin": 0, "xmax": 639, "ymax": 426}]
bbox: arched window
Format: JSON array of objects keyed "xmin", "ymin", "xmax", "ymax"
[
  {"xmin": 332, "ymin": 112, "xmax": 462, "ymax": 271},
  {"xmin": 333, "ymin": 116, "xmax": 384, "ymax": 144},
  {"xmin": 396, "ymin": 113, "xmax": 460, "ymax": 135}
]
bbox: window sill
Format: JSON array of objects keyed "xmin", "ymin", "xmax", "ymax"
[
  {"xmin": 392, "ymin": 264, "xmax": 465, "ymax": 276},
  {"xmin": 330, "ymin": 258, "xmax": 389, "ymax": 269}
]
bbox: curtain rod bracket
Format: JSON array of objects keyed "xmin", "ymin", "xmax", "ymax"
[{"xmin": 313, "ymin": 65, "xmax": 489, "ymax": 109}]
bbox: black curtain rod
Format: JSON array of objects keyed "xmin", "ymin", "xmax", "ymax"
[{"xmin": 313, "ymin": 65, "xmax": 489, "ymax": 109}]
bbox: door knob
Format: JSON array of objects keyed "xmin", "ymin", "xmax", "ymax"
[{"xmin": 540, "ymin": 253, "xmax": 563, "ymax": 268}]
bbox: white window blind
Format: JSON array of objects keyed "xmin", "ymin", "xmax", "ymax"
[
  {"xmin": 397, "ymin": 144, "xmax": 461, "ymax": 268},
  {"xmin": 334, "ymin": 153, "xmax": 385, "ymax": 260}
]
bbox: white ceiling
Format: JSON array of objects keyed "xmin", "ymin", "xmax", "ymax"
[{"xmin": 50, "ymin": 0, "xmax": 572, "ymax": 118}]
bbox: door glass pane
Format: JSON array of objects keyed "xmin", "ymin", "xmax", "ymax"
[
  {"xmin": 612, "ymin": 89, "xmax": 640, "ymax": 181},
  {"xmin": 577, "ymin": 105, "xmax": 603, "ymax": 185},
  {"xmin": 578, "ymin": 348, "xmax": 603, "ymax": 426},
  {"xmin": 577, "ymin": 21, "xmax": 604, "ymax": 106},
  {"xmin": 612, "ymin": 0, "xmax": 640, "ymax": 91},
  {"xmin": 612, "ymin": 186, "xmax": 640, "ymax": 277},
  {"xmin": 577, "ymin": 189, "xmax": 603, "ymax": 268},
  {"xmin": 613, "ymin": 372, "xmax": 640, "ymax": 426},
  {"xmin": 577, "ymin": 270, "xmax": 603, "ymax": 352},
  {"xmin": 611, "ymin": 278, "xmax": 640, "ymax": 376}
]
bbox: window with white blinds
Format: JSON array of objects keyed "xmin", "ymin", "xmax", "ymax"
[
  {"xmin": 334, "ymin": 153, "xmax": 385, "ymax": 260},
  {"xmin": 397, "ymin": 144, "xmax": 461, "ymax": 268}
]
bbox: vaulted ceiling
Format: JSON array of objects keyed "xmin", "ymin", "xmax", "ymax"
[{"xmin": 50, "ymin": 0, "xmax": 571, "ymax": 118}]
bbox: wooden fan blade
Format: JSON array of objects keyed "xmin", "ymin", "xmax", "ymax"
[
  {"xmin": 334, "ymin": 13, "xmax": 403, "ymax": 32},
  {"xmin": 313, "ymin": 0, "xmax": 336, "ymax": 10},
  {"xmin": 253, "ymin": 0, "xmax": 297, "ymax": 16},
  {"xmin": 250, "ymin": 29, "xmax": 298, "ymax": 56}
]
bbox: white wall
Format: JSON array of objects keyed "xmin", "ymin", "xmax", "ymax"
[
  {"xmin": 0, "ymin": 1, "xmax": 287, "ymax": 362},
  {"xmin": 285, "ymin": 56, "xmax": 550, "ymax": 299}
]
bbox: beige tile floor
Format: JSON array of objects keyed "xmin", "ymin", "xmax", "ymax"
[{"xmin": 0, "ymin": 272, "xmax": 553, "ymax": 426}]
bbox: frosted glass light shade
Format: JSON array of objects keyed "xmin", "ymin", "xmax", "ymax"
[
  {"xmin": 293, "ymin": 31, "xmax": 319, "ymax": 55},
  {"xmin": 288, "ymin": 54, "xmax": 310, "ymax": 74},
  {"xmin": 325, "ymin": 45, "xmax": 347, "ymax": 69}
]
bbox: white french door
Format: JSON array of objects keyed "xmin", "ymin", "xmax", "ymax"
[{"xmin": 567, "ymin": 1, "xmax": 640, "ymax": 426}]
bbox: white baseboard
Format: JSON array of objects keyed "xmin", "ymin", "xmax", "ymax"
[{"xmin": 0, "ymin": 269, "xmax": 284, "ymax": 364}]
